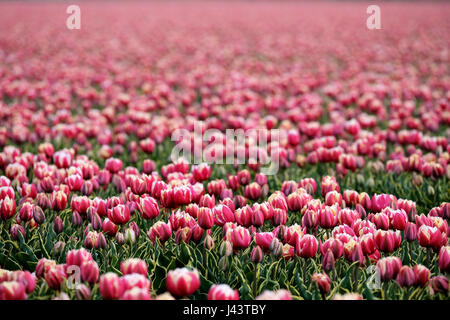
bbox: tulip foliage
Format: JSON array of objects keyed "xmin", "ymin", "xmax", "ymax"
[{"xmin": 0, "ymin": 2, "xmax": 449, "ymax": 300}]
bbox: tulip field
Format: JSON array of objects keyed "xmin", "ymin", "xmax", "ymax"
[{"xmin": 0, "ymin": 1, "xmax": 449, "ymax": 301}]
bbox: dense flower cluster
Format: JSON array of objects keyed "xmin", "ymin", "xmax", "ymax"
[{"xmin": 0, "ymin": 2, "xmax": 448, "ymax": 300}]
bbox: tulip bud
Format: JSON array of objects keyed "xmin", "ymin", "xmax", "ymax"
[
  {"xmin": 53, "ymin": 216, "xmax": 64, "ymax": 234},
  {"xmin": 219, "ymin": 256, "xmax": 228, "ymax": 271},
  {"xmin": 396, "ymin": 266, "xmax": 415, "ymax": 287},
  {"xmin": 412, "ymin": 173, "xmax": 423, "ymax": 186},
  {"xmin": 72, "ymin": 211, "xmax": 82, "ymax": 226},
  {"xmin": 355, "ymin": 204, "xmax": 366, "ymax": 219},
  {"xmin": 129, "ymin": 221, "xmax": 140, "ymax": 237},
  {"xmin": 251, "ymin": 246, "xmax": 263, "ymax": 263},
  {"xmin": 404, "ymin": 223, "xmax": 417, "ymax": 242},
  {"xmin": 90, "ymin": 212, "xmax": 102, "ymax": 231},
  {"xmin": 10, "ymin": 224, "xmax": 26, "ymax": 241},
  {"xmin": 430, "ymin": 276, "xmax": 449, "ymax": 294},
  {"xmin": 124, "ymin": 228, "xmax": 136, "ymax": 245},
  {"xmin": 219, "ymin": 240, "xmax": 233, "ymax": 257},
  {"xmin": 438, "ymin": 246, "xmax": 450, "ymax": 273},
  {"xmin": 270, "ymin": 238, "xmax": 283, "ymax": 257},
  {"xmin": 115, "ymin": 232, "xmax": 125, "ymax": 245},
  {"xmin": 204, "ymin": 235, "xmax": 215, "ymax": 250},
  {"xmin": 322, "ymin": 249, "xmax": 335, "ymax": 272},
  {"xmin": 312, "ymin": 273, "xmax": 331, "ymax": 295},
  {"xmin": 33, "ymin": 206, "xmax": 45, "ymax": 224},
  {"xmin": 76, "ymin": 284, "xmax": 91, "ymax": 300},
  {"xmin": 53, "ymin": 241, "xmax": 65, "ymax": 255}
]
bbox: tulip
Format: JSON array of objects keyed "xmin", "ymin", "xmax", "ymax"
[
  {"xmin": 121, "ymin": 258, "xmax": 148, "ymax": 276},
  {"xmin": 438, "ymin": 246, "xmax": 450, "ymax": 272},
  {"xmin": 412, "ymin": 264, "xmax": 430, "ymax": 287},
  {"xmin": 121, "ymin": 273, "xmax": 151, "ymax": 292},
  {"xmin": 333, "ymin": 293, "xmax": 363, "ymax": 300},
  {"xmin": 139, "ymin": 195, "xmax": 159, "ymax": 220},
  {"xmin": 81, "ymin": 261, "xmax": 99, "ymax": 284},
  {"xmin": 147, "ymin": 221, "xmax": 172, "ymax": 244},
  {"xmin": 19, "ymin": 202, "xmax": 33, "ymax": 221},
  {"xmin": 318, "ymin": 205, "xmax": 339, "ymax": 229},
  {"xmin": 166, "ymin": 268, "xmax": 201, "ymax": 297},
  {"xmin": 372, "ymin": 212, "xmax": 390, "ymax": 230},
  {"xmin": 404, "ymin": 222, "xmax": 418, "ymax": 241},
  {"xmin": 35, "ymin": 258, "xmax": 57, "ymax": 279},
  {"xmin": 51, "ymin": 190, "xmax": 68, "ymax": 211},
  {"xmin": 115, "ymin": 232, "xmax": 125, "ymax": 245},
  {"xmin": 213, "ymin": 204, "xmax": 235, "ymax": 226},
  {"xmin": 251, "ymin": 246, "xmax": 263, "ymax": 263},
  {"xmin": 322, "ymin": 249, "xmax": 335, "ymax": 272},
  {"xmin": 296, "ymin": 234, "xmax": 318, "ymax": 258},
  {"xmin": 45, "ymin": 265, "xmax": 66, "ymax": 290},
  {"xmin": 83, "ymin": 230, "xmax": 106, "ymax": 249},
  {"xmin": 105, "ymin": 158, "xmax": 122, "ymax": 173},
  {"xmin": 359, "ymin": 233, "xmax": 376, "ymax": 255},
  {"xmin": 374, "ymin": 230, "xmax": 399, "ymax": 253},
  {"xmin": 66, "ymin": 248, "xmax": 93, "ymax": 267},
  {"xmin": 199, "ymin": 194, "xmax": 215, "ymax": 208},
  {"xmin": 396, "ymin": 266, "xmax": 415, "ymax": 287},
  {"xmin": 234, "ymin": 205, "xmax": 253, "ymax": 227},
  {"xmin": 312, "ymin": 272, "xmax": 331, "ymax": 295},
  {"xmin": 430, "ymin": 276, "xmax": 449, "ymax": 294},
  {"xmin": 67, "ymin": 174, "xmax": 83, "ymax": 192},
  {"xmin": 53, "ymin": 216, "xmax": 64, "ymax": 234},
  {"xmin": 76, "ymin": 284, "xmax": 91, "ymax": 300},
  {"xmin": 219, "ymin": 240, "xmax": 233, "ymax": 257},
  {"xmin": 417, "ymin": 225, "xmax": 446, "ymax": 251},
  {"xmin": 185, "ymin": 203, "xmax": 200, "ymax": 219},
  {"xmin": 227, "ymin": 175, "xmax": 240, "ymax": 190},
  {"xmin": 192, "ymin": 163, "xmax": 211, "ymax": 182},
  {"xmin": 0, "ymin": 281, "xmax": 27, "ymax": 300},
  {"xmin": 253, "ymin": 202, "xmax": 273, "ymax": 221},
  {"xmin": 284, "ymin": 224, "xmax": 306, "ymax": 246},
  {"xmin": 237, "ymin": 169, "xmax": 251, "ymax": 186},
  {"xmin": 121, "ymin": 287, "xmax": 152, "ymax": 300},
  {"xmin": 198, "ymin": 207, "xmax": 214, "ymax": 229},
  {"xmin": 108, "ymin": 204, "xmax": 130, "ymax": 225},
  {"xmin": 272, "ymin": 208, "xmax": 287, "ymax": 226},
  {"xmin": 72, "ymin": 211, "xmax": 83, "ymax": 226},
  {"xmin": 371, "ymin": 193, "xmax": 395, "ymax": 213},
  {"xmin": 230, "ymin": 226, "xmax": 251, "ymax": 250},
  {"xmin": 255, "ymin": 289, "xmax": 292, "ymax": 300},
  {"xmin": 208, "ymin": 284, "xmax": 240, "ymax": 300},
  {"xmin": 53, "ymin": 241, "xmax": 65, "ymax": 255},
  {"xmin": 10, "ymin": 224, "xmax": 26, "ymax": 241},
  {"xmin": 268, "ymin": 191, "xmax": 288, "ymax": 211},
  {"xmin": 99, "ymin": 272, "xmax": 125, "ymax": 300},
  {"xmin": 173, "ymin": 185, "xmax": 193, "ymax": 206},
  {"xmin": 0, "ymin": 196, "xmax": 16, "ymax": 221},
  {"xmin": 244, "ymin": 182, "xmax": 262, "ymax": 200},
  {"xmin": 376, "ymin": 257, "xmax": 402, "ymax": 281},
  {"xmin": 9, "ymin": 270, "xmax": 35, "ymax": 294},
  {"xmin": 302, "ymin": 209, "xmax": 318, "ymax": 229},
  {"xmin": 204, "ymin": 234, "xmax": 215, "ymax": 250}
]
